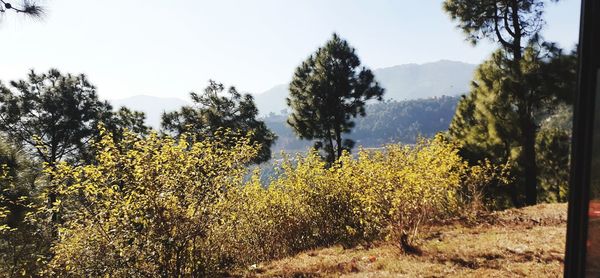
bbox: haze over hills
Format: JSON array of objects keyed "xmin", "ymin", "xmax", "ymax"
[
  {"xmin": 254, "ymin": 60, "xmax": 476, "ymax": 115},
  {"xmin": 108, "ymin": 60, "xmax": 475, "ymax": 129}
]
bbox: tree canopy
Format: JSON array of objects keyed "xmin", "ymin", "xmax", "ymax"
[
  {"xmin": 444, "ymin": 0, "xmax": 568, "ymax": 205},
  {"xmin": 162, "ymin": 80, "xmax": 277, "ymax": 164},
  {"xmin": 0, "ymin": 69, "xmax": 149, "ymax": 166},
  {"xmin": 287, "ymin": 33, "xmax": 384, "ymax": 164},
  {"xmin": 448, "ymin": 43, "xmax": 576, "ymax": 206},
  {"xmin": 0, "ymin": 69, "xmax": 112, "ymax": 165}
]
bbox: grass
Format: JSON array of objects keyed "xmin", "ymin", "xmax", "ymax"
[{"xmin": 240, "ymin": 203, "xmax": 567, "ymax": 277}]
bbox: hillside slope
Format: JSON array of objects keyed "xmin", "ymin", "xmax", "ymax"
[
  {"xmin": 265, "ymin": 96, "xmax": 460, "ymax": 153},
  {"xmin": 242, "ymin": 203, "xmax": 567, "ymax": 277}
]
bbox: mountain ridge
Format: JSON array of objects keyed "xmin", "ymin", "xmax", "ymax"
[{"xmin": 254, "ymin": 59, "xmax": 475, "ymax": 114}]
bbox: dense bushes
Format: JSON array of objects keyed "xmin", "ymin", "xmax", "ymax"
[
  {"xmin": 43, "ymin": 128, "xmax": 258, "ymax": 277},
  {"xmin": 0, "ymin": 141, "xmax": 48, "ymax": 277},
  {"xmin": 42, "ymin": 130, "xmax": 504, "ymax": 276}
]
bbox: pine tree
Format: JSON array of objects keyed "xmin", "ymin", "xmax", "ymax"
[
  {"xmin": 287, "ymin": 33, "xmax": 384, "ymax": 164},
  {"xmin": 449, "ymin": 43, "xmax": 576, "ymax": 206},
  {"xmin": 0, "ymin": 69, "xmax": 149, "ymax": 229},
  {"xmin": 444, "ymin": 0, "xmax": 570, "ymax": 205},
  {"xmin": 162, "ymin": 80, "xmax": 277, "ymax": 164}
]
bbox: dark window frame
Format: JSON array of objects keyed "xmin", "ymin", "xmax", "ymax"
[{"xmin": 565, "ymin": 0, "xmax": 600, "ymax": 276}]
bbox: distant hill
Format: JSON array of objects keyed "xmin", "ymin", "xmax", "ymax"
[
  {"xmin": 374, "ymin": 60, "xmax": 475, "ymax": 100},
  {"xmin": 110, "ymin": 95, "xmax": 189, "ymax": 129},
  {"xmin": 264, "ymin": 95, "xmax": 460, "ymax": 153},
  {"xmin": 254, "ymin": 84, "xmax": 289, "ymax": 116},
  {"xmin": 254, "ymin": 60, "xmax": 475, "ymax": 115}
]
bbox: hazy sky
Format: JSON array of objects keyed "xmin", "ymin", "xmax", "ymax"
[{"xmin": 0, "ymin": 0, "xmax": 581, "ymax": 100}]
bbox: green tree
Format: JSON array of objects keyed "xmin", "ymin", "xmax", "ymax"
[
  {"xmin": 162, "ymin": 80, "xmax": 276, "ymax": 164},
  {"xmin": 0, "ymin": 69, "xmax": 114, "ymax": 166},
  {"xmin": 444, "ymin": 0, "xmax": 569, "ymax": 205},
  {"xmin": 0, "ymin": 139, "xmax": 47, "ymax": 276},
  {"xmin": 103, "ymin": 106, "xmax": 151, "ymax": 147},
  {"xmin": 449, "ymin": 44, "xmax": 576, "ymax": 206},
  {"xmin": 449, "ymin": 50, "xmax": 521, "ymax": 207},
  {"xmin": 0, "ymin": 69, "xmax": 149, "ymax": 166},
  {"xmin": 0, "ymin": 69, "xmax": 150, "ymax": 228},
  {"xmin": 287, "ymin": 33, "xmax": 384, "ymax": 164},
  {"xmin": 536, "ymin": 104, "xmax": 572, "ymax": 203}
]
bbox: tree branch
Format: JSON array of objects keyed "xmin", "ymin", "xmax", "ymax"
[{"xmin": 493, "ymin": 3, "xmax": 513, "ymax": 49}]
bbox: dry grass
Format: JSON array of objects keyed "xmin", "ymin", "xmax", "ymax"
[{"xmin": 240, "ymin": 203, "xmax": 567, "ymax": 278}]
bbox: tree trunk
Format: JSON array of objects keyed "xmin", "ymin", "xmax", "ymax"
[
  {"xmin": 520, "ymin": 114, "xmax": 538, "ymax": 206},
  {"xmin": 506, "ymin": 8, "xmax": 539, "ymax": 205},
  {"xmin": 326, "ymin": 129, "xmax": 336, "ymax": 165},
  {"xmin": 47, "ymin": 156, "xmax": 60, "ymax": 238},
  {"xmin": 335, "ymin": 128, "xmax": 343, "ymax": 160}
]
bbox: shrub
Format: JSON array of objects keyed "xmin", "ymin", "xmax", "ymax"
[
  {"xmin": 44, "ymin": 128, "xmax": 259, "ymax": 277},
  {"xmin": 44, "ymin": 130, "xmax": 503, "ymax": 275},
  {"xmin": 0, "ymin": 143, "xmax": 48, "ymax": 277}
]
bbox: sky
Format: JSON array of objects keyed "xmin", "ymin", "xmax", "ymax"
[{"xmin": 0, "ymin": 0, "xmax": 581, "ymax": 101}]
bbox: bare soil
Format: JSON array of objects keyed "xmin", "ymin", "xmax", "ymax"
[{"xmin": 242, "ymin": 203, "xmax": 567, "ymax": 277}]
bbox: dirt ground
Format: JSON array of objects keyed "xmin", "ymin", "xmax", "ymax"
[{"xmin": 242, "ymin": 203, "xmax": 567, "ymax": 278}]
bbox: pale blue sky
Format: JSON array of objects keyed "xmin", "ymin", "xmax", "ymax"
[{"xmin": 0, "ymin": 0, "xmax": 581, "ymax": 100}]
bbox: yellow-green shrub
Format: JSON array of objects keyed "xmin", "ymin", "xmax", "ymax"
[
  {"xmin": 43, "ymin": 130, "xmax": 504, "ymax": 276},
  {"xmin": 44, "ymin": 128, "xmax": 259, "ymax": 277},
  {"xmin": 218, "ymin": 135, "xmax": 483, "ymax": 265}
]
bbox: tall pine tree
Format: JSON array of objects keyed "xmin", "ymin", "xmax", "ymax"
[
  {"xmin": 444, "ymin": 0, "xmax": 570, "ymax": 205},
  {"xmin": 449, "ymin": 43, "xmax": 576, "ymax": 206},
  {"xmin": 287, "ymin": 33, "xmax": 384, "ymax": 164}
]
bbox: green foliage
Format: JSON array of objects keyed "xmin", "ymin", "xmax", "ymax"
[
  {"xmin": 448, "ymin": 44, "xmax": 576, "ymax": 207},
  {"xmin": 0, "ymin": 69, "xmax": 150, "ymax": 166},
  {"xmin": 449, "ymin": 50, "xmax": 520, "ymax": 165},
  {"xmin": 444, "ymin": 0, "xmax": 571, "ymax": 206},
  {"xmin": 162, "ymin": 80, "xmax": 277, "ymax": 164},
  {"xmin": 536, "ymin": 104, "xmax": 571, "ymax": 203},
  {"xmin": 43, "ymin": 129, "xmax": 502, "ymax": 276},
  {"xmin": 0, "ymin": 140, "xmax": 48, "ymax": 277},
  {"xmin": 0, "ymin": 69, "xmax": 110, "ymax": 165},
  {"xmin": 265, "ymin": 96, "xmax": 460, "ymax": 153},
  {"xmin": 107, "ymin": 106, "xmax": 151, "ymax": 140},
  {"xmin": 287, "ymin": 33, "xmax": 384, "ymax": 164},
  {"xmin": 443, "ymin": 0, "xmax": 549, "ymax": 48}
]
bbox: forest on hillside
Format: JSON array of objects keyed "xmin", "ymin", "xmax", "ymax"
[
  {"xmin": 264, "ymin": 96, "xmax": 460, "ymax": 153},
  {"xmin": 0, "ymin": 0, "xmax": 580, "ymax": 276}
]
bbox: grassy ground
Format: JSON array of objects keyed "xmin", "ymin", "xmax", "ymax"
[{"xmin": 241, "ymin": 203, "xmax": 567, "ymax": 277}]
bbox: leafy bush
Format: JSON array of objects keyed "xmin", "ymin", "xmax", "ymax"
[
  {"xmin": 43, "ymin": 130, "xmax": 503, "ymax": 276},
  {"xmin": 44, "ymin": 128, "xmax": 259, "ymax": 276},
  {"xmin": 0, "ymin": 142, "xmax": 47, "ymax": 277}
]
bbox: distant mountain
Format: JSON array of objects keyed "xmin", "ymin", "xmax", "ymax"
[
  {"xmin": 254, "ymin": 84, "xmax": 289, "ymax": 116},
  {"xmin": 254, "ymin": 60, "xmax": 475, "ymax": 115},
  {"xmin": 110, "ymin": 95, "xmax": 189, "ymax": 129},
  {"xmin": 374, "ymin": 60, "xmax": 476, "ymax": 100}
]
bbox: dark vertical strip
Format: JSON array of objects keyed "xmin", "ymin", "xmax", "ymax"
[{"xmin": 565, "ymin": 0, "xmax": 600, "ymax": 276}]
